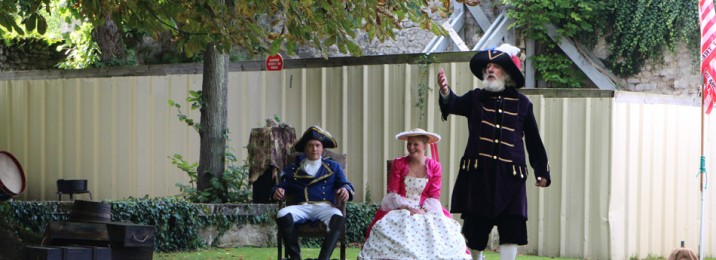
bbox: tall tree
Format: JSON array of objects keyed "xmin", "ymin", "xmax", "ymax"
[{"xmin": 2, "ymin": 0, "xmax": 446, "ymax": 201}]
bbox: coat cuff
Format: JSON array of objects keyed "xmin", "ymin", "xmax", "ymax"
[
  {"xmin": 379, "ymin": 192, "xmax": 409, "ymax": 211},
  {"xmin": 422, "ymin": 198, "xmax": 442, "ymax": 212}
]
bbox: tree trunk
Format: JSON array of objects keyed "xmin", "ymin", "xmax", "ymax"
[
  {"xmin": 197, "ymin": 43, "xmax": 228, "ymax": 200},
  {"xmin": 92, "ymin": 14, "xmax": 126, "ymax": 63}
]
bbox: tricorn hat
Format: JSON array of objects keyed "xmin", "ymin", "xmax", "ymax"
[
  {"xmin": 293, "ymin": 126, "xmax": 337, "ymax": 152},
  {"xmin": 395, "ymin": 128, "xmax": 441, "ymax": 144},
  {"xmin": 469, "ymin": 43, "xmax": 525, "ymax": 88}
]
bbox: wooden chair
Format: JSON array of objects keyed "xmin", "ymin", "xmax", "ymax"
[
  {"xmin": 277, "ymin": 150, "xmax": 348, "ymax": 260},
  {"xmin": 386, "ymin": 160, "xmax": 393, "ymax": 180}
]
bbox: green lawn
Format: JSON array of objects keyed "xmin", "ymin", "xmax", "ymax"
[
  {"xmin": 153, "ymin": 247, "xmax": 581, "ymax": 260},
  {"xmin": 154, "ymin": 247, "xmax": 716, "ymax": 260}
]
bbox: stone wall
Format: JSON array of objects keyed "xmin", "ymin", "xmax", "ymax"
[
  {"xmin": 622, "ymin": 45, "xmax": 700, "ymax": 96},
  {"xmin": 587, "ymin": 39, "xmax": 700, "ymax": 96},
  {"xmin": 199, "ymin": 203, "xmax": 278, "ymax": 248},
  {"xmin": 0, "ymin": 38, "xmax": 66, "ymax": 71}
]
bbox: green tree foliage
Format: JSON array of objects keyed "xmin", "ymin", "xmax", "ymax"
[
  {"xmin": 0, "ymin": 0, "xmax": 50, "ymax": 35},
  {"xmin": 41, "ymin": 0, "xmax": 446, "ymax": 58}
]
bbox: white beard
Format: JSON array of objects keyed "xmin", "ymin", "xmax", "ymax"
[{"xmin": 482, "ymin": 77, "xmax": 505, "ymax": 92}]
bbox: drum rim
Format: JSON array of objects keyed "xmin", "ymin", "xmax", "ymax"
[{"xmin": 0, "ymin": 151, "xmax": 26, "ymax": 196}]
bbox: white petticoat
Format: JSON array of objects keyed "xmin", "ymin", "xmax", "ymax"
[{"xmin": 359, "ymin": 176, "xmax": 470, "ymax": 259}]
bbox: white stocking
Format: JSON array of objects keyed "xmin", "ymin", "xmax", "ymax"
[
  {"xmin": 470, "ymin": 249, "xmax": 484, "ymax": 260},
  {"xmin": 499, "ymin": 244, "xmax": 518, "ymax": 260}
]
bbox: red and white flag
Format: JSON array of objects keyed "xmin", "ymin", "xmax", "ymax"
[{"xmin": 700, "ymin": 0, "xmax": 716, "ymax": 113}]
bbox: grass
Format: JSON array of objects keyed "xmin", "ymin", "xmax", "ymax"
[
  {"xmin": 154, "ymin": 247, "xmax": 716, "ymax": 260},
  {"xmin": 153, "ymin": 247, "xmax": 582, "ymax": 260}
]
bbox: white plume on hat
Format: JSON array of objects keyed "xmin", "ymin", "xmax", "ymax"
[{"xmin": 495, "ymin": 43, "xmax": 521, "ymax": 57}]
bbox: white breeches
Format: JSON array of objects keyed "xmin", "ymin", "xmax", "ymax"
[{"xmin": 277, "ymin": 203, "xmax": 342, "ymax": 225}]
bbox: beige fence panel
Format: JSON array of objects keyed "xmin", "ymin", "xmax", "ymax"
[
  {"xmin": 610, "ymin": 92, "xmax": 716, "ymax": 260},
  {"xmin": 515, "ymin": 91, "xmax": 613, "ymax": 259}
]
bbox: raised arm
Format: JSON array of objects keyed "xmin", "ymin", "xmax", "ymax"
[{"xmin": 437, "ymin": 68, "xmax": 475, "ymax": 121}]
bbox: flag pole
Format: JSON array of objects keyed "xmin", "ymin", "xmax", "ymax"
[{"xmin": 700, "ymin": 79, "xmax": 706, "ymax": 260}]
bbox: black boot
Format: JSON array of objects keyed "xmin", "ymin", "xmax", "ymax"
[
  {"xmin": 317, "ymin": 215, "xmax": 345, "ymax": 260},
  {"xmin": 277, "ymin": 213, "xmax": 301, "ymax": 260}
]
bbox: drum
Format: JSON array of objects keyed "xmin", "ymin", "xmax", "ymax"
[{"xmin": 0, "ymin": 151, "xmax": 26, "ymax": 201}]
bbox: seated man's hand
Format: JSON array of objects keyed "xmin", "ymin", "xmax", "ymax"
[
  {"xmin": 336, "ymin": 188, "xmax": 349, "ymax": 201},
  {"xmin": 273, "ymin": 188, "xmax": 285, "ymax": 201}
]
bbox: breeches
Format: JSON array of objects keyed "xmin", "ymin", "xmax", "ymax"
[
  {"xmin": 277, "ymin": 203, "xmax": 342, "ymax": 225},
  {"xmin": 461, "ymin": 214, "xmax": 527, "ymax": 251}
]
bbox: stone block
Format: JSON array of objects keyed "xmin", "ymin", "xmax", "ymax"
[
  {"xmin": 674, "ymin": 78, "xmax": 695, "ymax": 89},
  {"xmin": 634, "ymin": 83, "xmax": 657, "ymax": 91},
  {"xmin": 215, "ymin": 224, "xmax": 277, "ymax": 248}
]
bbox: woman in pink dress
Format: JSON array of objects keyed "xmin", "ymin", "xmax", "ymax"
[{"xmin": 359, "ymin": 128, "xmax": 470, "ymax": 260}]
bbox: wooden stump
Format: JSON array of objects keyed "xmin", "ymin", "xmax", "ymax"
[{"xmin": 247, "ymin": 119, "xmax": 296, "ymax": 203}]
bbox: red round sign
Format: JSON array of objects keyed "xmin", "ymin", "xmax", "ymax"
[{"xmin": 266, "ymin": 54, "xmax": 284, "ymax": 71}]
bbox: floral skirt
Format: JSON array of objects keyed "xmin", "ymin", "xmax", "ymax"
[{"xmin": 358, "ymin": 209, "xmax": 471, "ymax": 260}]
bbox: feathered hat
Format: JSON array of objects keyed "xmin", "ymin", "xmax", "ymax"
[{"xmin": 469, "ymin": 43, "xmax": 525, "ymax": 88}]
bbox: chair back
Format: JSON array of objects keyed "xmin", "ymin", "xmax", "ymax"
[{"xmin": 386, "ymin": 159, "xmax": 393, "ymax": 181}]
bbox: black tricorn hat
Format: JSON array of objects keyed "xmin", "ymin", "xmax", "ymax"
[
  {"xmin": 469, "ymin": 43, "xmax": 525, "ymax": 88},
  {"xmin": 293, "ymin": 126, "xmax": 337, "ymax": 152}
]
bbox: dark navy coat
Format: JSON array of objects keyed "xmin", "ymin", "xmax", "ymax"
[
  {"xmin": 275, "ymin": 155, "xmax": 354, "ymax": 206},
  {"xmin": 439, "ymin": 87, "xmax": 551, "ymax": 219}
]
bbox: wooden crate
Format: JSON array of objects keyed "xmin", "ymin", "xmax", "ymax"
[
  {"xmin": 105, "ymin": 222, "xmax": 155, "ymax": 248},
  {"xmin": 53, "ymin": 246, "xmax": 92, "ymax": 260},
  {"xmin": 110, "ymin": 244, "xmax": 153, "ymax": 260},
  {"xmin": 25, "ymin": 246, "xmax": 61, "ymax": 260},
  {"xmin": 77, "ymin": 246, "xmax": 112, "ymax": 260},
  {"xmin": 43, "ymin": 222, "xmax": 109, "ymax": 247}
]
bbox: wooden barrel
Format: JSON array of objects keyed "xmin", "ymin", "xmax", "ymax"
[
  {"xmin": 70, "ymin": 200, "xmax": 111, "ymax": 223},
  {"xmin": 0, "ymin": 151, "xmax": 26, "ymax": 201}
]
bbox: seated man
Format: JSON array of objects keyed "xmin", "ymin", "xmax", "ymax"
[{"xmin": 273, "ymin": 126, "xmax": 355, "ymax": 260}]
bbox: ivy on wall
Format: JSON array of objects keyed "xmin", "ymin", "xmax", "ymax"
[
  {"xmin": 506, "ymin": 0, "xmax": 699, "ymax": 80},
  {"xmin": 532, "ymin": 51, "xmax": 586, "ymax": 88},
  {"xmin": 603, "ymin": 0, "xmax": 699, "ymax": 76},
  {"xmin": 506, "ymin": 0, "xmax": 599, "ymax": 45},
  {"xmin": 2, "ymin": 199, "xmax": 379, "ymax": 252}
]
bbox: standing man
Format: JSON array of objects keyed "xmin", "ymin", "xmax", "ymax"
[
  {"xmin": 273, "ymin": 126, "xmax": 354, "ymax": 260},
  {"xmin": 437, "ymin": 43, "xmax": 551, "ymax": 260}
]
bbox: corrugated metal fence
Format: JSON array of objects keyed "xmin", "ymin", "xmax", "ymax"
[{"xmin": 0, "ymin": 54, "xmax": 714, "ymax": 259}]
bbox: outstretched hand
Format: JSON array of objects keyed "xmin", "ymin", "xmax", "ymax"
[{"xmin": 437, "ymin": 68, "xmax": 450, "ymax": 96}]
